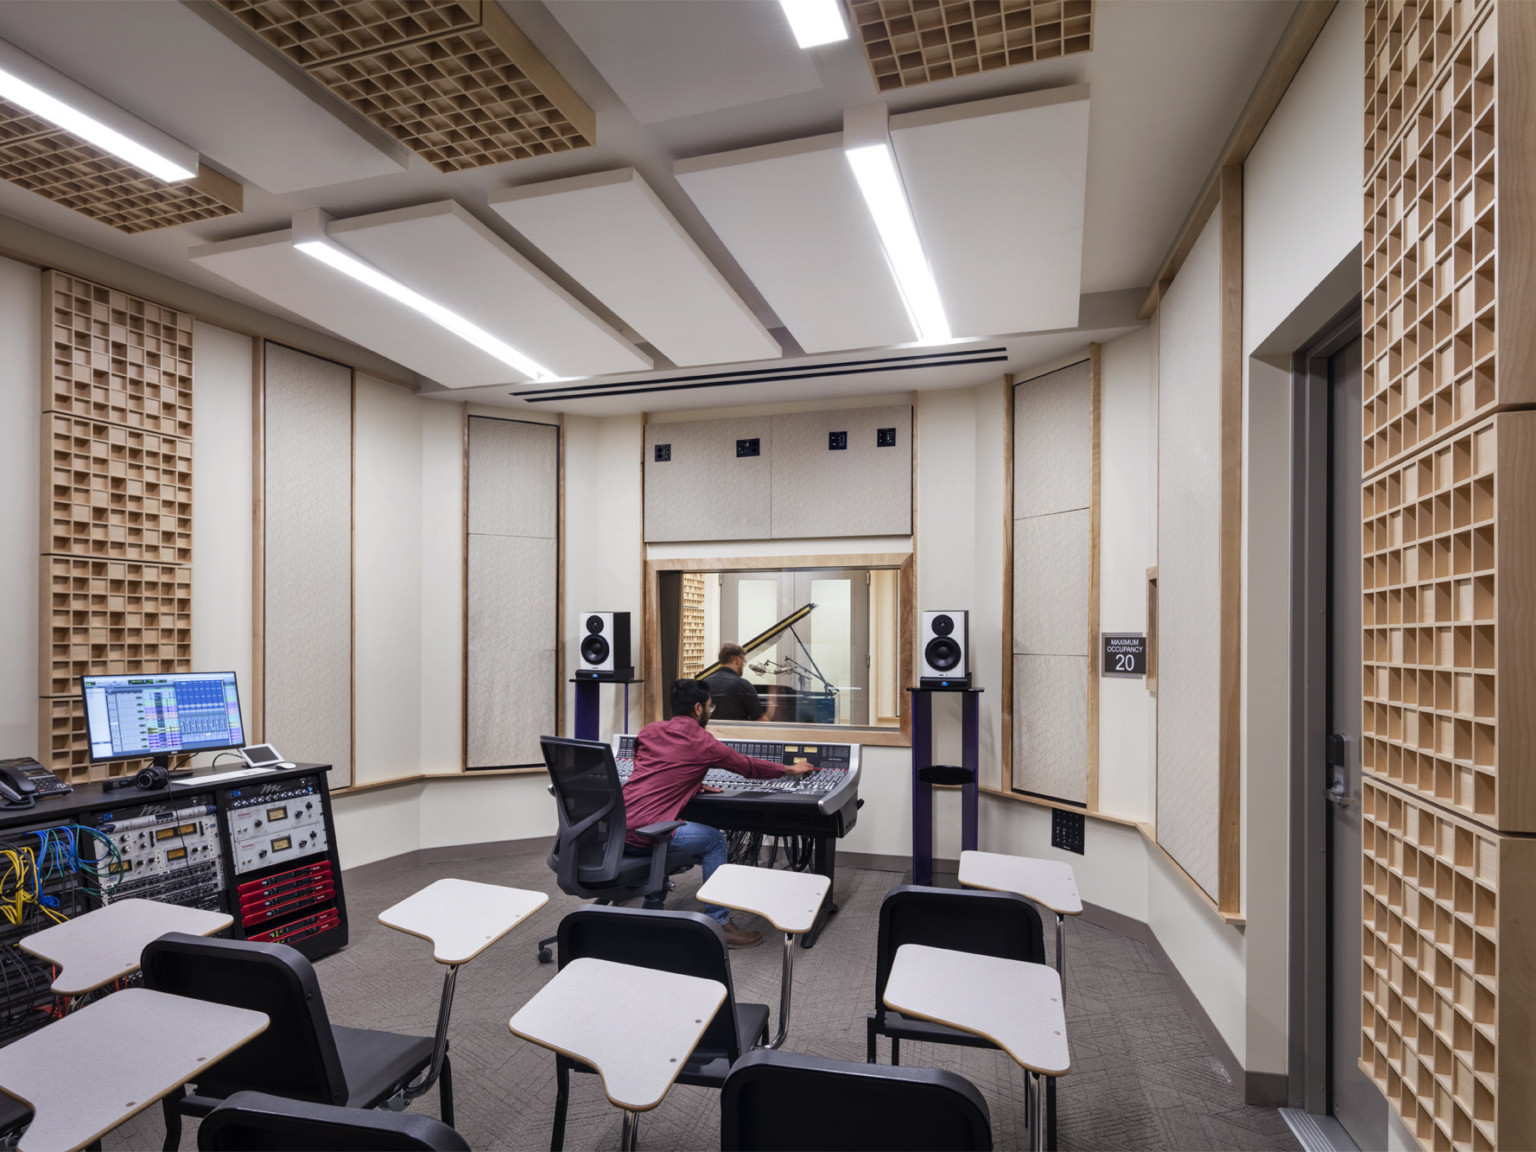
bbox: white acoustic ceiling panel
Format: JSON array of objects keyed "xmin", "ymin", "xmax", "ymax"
[
  {"xmin": 490, "ymin": 169, "xmax": 780, "ymax": 368},
  {"xmin": 190, "ymin": 229, "xmax": 536, "ymax": 388},
  {"xmin": 891, "ymin": 87, "xmax": 1090, "ymax": 337},
  {"xmin": 327, "ymin": 202, "xmax": 651, "ymax": 380},
  {"xmin": 0, "ymin": 0, "xmax": 407, "ymax": 193},
  {"xmin": 676, "ymin": 135, "xmax": 917, "ymax": 354}
]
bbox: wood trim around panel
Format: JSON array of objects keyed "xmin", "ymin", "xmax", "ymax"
[
  {"xmin": 348, "ymin": 369, "xmax": 357, "ymax": 788},
  {"xmin": 1001, "ymin": 374, "xmax": 1016, "ymax": 793},
  {"xmin": 1087, "ymin": 344, "xmax": 1103, "ymax": 811},
  {"xmin": 460, "ymin": 404, "xmax": 470, "ymax": 772},
  {"xmin": 1138, "ymin": 0, "xmax": 1337, "ymax": 318},
  {"xmin": 555, "ymin": 413, "xmax": 566, "ymax": 739},
  {"xmin": 1216, "ymin": 165, "xmax": 1245, "ymax": 916},
  {"xmin": 251, "ymin": 340, "xmax": 266, "ymax": 741},
  {"xmin": 1145, "ymin": 566, "xmax": 1159, "ymax": 696}
]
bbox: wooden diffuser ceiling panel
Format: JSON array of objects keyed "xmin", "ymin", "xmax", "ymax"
[
  {"xmin": 39, "ymin": 272, "xmax": 195, "ymax": 780},
  {"xmin": 215, "ymin": 0, "xmax": 594, "ymax": 171},
  {"xmin": 0, "ymin": 101, "xmax": 241, "ymax": 233},
  {"xmin": 1361, "ymin": 1, "xmax": 1536, "ymax": 1148},
  {"xmin": 847, "ymin": 0, "xmax": 1092, "ymax": 92}
]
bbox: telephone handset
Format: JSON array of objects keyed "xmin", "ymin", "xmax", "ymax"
[{"xmin": 0, "ymin": 757, "xmax": 71, "ymax": 808}]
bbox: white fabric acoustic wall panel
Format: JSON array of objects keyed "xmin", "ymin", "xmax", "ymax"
[
  {"xmin": 644, "ymin": 418, "xmax": 772, "ymax": 543},
  {"xmin": 262, "ymin": 343, "xmax": 353, "ymax": 788},
  {"xmin": 466, "ymin": 417, "xmax": 559, "ymax": 769},
  {"xmin": 1012, "ymin": 359, "xmax": 1093, "ymax": 805},
  {"xmin": 1155, "ymin": 212, "xmax": 1224, "ymax": 901},
  {"xmin": 770, "ymin": 406, "xmax": 911, "ymax": 538}
]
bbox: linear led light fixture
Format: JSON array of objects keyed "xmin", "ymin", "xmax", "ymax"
[
  {"xmin": 292, "ymin": 210, "xmax": 555, "ymax": 382},
  {"xmin": 843, "ymin": 103, "xmax": 950, "ymax": 345},
  {"xmin": 778, "ymin": 0, "xmax": 849, "ymax": 48},
  {"xmin": 0, "ymin": 37, "xmax": 198, "ymax": 182}
]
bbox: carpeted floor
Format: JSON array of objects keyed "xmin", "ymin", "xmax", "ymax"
[{"xmin": 108, "ymin": 847, "xmax": 1300, "ymax": 1151}]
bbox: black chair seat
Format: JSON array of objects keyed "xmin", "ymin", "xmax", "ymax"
[
  {"xmin": 866, "ymin": 1010, "xmax": 998, "ymax": 1049},
  {"xmin": 198, "ymin": 1090, "xmax": 469, "ymax": 1151},
  {"xmin": 0, "ymin": 1089, "xmax": 31, "ymax": 1143},
  {"xmin": 333, "ymin": 1025, "xmax": 438, "ymax": 1108}
]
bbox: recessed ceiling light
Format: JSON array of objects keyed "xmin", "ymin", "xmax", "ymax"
[
  {"xmin": 779, "ymin": 0, "xmax": 849, "ymax": 48},
  {"xmin": 0, "ymin": 39, "xmax": 198, "ymax": 182},
  {"xmin": 843, "ymin": 104, "xmax": 951, "ymax": 345},
  {"xmin": 292, "ymin": 211, "xmax": 554, "ymax": 382}
]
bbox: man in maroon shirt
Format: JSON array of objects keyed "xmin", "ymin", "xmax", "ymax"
[{"xmin": 625, "ymin": 679, "xmax": 815, "ymax": 948}]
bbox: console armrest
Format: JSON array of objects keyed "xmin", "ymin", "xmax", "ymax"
[{"xmin": 634, "ymin": 820, "xmax": 685, "ymax": 841}]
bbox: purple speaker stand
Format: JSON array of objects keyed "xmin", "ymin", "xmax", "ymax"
[
  {"xmin": 570, "ymin": 677, "xmax": 643, "ymax": 742},
  {"xmin": 907, "ymin": 686, "xmax": 982, "ymax": 886}
]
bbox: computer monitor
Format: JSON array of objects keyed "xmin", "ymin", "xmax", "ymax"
[{"xmin": 80, "ymin": 672, "xmax": 245, "ymax": 769}]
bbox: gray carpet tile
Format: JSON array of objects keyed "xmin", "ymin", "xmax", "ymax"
[{"xmin": 104, "ymin": 848, "xmax": 1300, "ymax": 1151}]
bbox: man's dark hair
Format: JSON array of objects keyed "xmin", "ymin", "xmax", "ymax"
[
  {"xmin": 671, "ymin": 678, "xmax": 712, "ymax": 718},
  {"xmin": 718, "ymin": 642, "xmax": 746, "ymax": 663}
]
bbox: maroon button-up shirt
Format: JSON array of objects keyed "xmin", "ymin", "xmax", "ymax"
[{"xmin": 623, "ymin": 714, "xmax": 786, "ymax": 846}]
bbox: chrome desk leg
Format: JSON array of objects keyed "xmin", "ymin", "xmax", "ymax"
[
  {"xmin": 767, "ymin": 932, "xmax": 795, "ymax": 1049},
  {"xmin": 621, "ymin": 1110, "xmax": 640, "ymax": 1151},
  {"xmin": 1056, "ymin": 913, "xmax": 1067, "ymax": 993},
  {"xmin": 405, "ymin": 963, "xmax": 460, "ymax": 1103},
  {"xmin": 1033, "ymin": 1073, "xmax": 1049, "ymax": 1152}
]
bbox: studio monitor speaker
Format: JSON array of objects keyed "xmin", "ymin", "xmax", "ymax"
[
  {"xmin": 577, "ymin": 611, "xmax": 632, "ymax": 679},
  {"xmin": 919, "ymin": 610, "xmax": 970, "ymax": 688}
]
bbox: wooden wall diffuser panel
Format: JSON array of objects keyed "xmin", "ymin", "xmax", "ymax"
[
  {"xmin": 464, "ymin": 416, "xmax": 558, "ymax": 770},
  {"xmin": 38, "ymin": 272, "xmax": 195, "ymax": 781},
  {"xmin": 262, "ymin": 343, "xmax": 353, "ymax": 787},
  {"xmin": 1359, "ymin": 778, "xmax": 1536, "ymax": 1151},
  {"xmin": 848, "ymin": 0, "xmax": 1092, "ymax": 93},
  {"xmin": 0, "ymin": 105, "xmax": 239, "ymax": 233},
  {"xmin": 1362, "ymin": 3, "xmax": 1536, "ymax": 477},
  {"xmin": 1010, "ymin": 359, "xmax": 1096, "ymax": 805},
  {"xmin": 215, "ymin": 0, "xmax": 594, "ymax": 172}
]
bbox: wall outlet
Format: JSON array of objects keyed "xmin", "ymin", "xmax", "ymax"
[
  {"xmin": 1051, "ymin": 808, "xmax": 1085, "ymax": 855},
  {"xmin": 654, "ymin": 443, "xmax": 671, "ymax": 462},
  {"xmin": 736, "ymin": 438, "xmax": 760, "ymax": 457},
  {"xmin": 877, "ymin": 427, "xmax": 897, "ymax": 447},
  {"xmin": 828, "ymin": 430, "xmax": 847, "ymax": 450}
]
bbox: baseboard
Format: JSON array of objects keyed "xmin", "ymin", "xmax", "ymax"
[{"xmin": 1246, "ymin": 1072, "xmax": 1289, "ymax": 1108}]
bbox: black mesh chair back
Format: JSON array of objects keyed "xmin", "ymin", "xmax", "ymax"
[
  {"xmin": 721, "ymin": 1050, "xmax": 992, "ymax": 1151},
  {"xmin": 141, "ymin": 933, "xmax": 348, "ymax": 1105},
  {"xmin": 198, "ymin": 1091, "xmax": 469, "ymax": 1152},
  {"xmin": 874, "ymin": 885, "xmax": 1046, "ymax": 1007},
  {"xmin": 557, "ymin": 905, "xmax": 757, "ymax": 1060},
  {"xmin": 542, "ymin": 736, "xmax": 629, "ymax": 887}
]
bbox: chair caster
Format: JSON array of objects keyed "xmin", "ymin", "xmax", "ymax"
[{"xmin": 538, "ymin": 947, "xmax": 553, "ymax": 964}]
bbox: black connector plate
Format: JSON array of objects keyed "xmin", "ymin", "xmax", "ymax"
[{"xmin": 1051, "ymin": 808, "xmax": 1085, "ymax": 855}]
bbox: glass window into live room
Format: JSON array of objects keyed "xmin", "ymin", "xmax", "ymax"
[{"xmin": 657, "ymin": 566, "xmax": 902, "ymax": 729}]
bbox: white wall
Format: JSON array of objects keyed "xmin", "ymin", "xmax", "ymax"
[{"xmin": 0, "ymin": 256, "xmax": 39, "ymax": 756}]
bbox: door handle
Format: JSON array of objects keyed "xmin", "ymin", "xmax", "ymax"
[{"xmin": 1326, "ymin": 733, "xmax": 1351, "ymax": 807}]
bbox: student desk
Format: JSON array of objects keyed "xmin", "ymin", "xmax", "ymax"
[
  {"xmin": 0, "ymin": 987, "xmax": 267, "ymax": 1152},
  {"xmin": 20, "ymin": 898, "xmax": 232, "ymax": 997},
  {"xmin": 510, "ymin": 957, "xmax": 725, "ymax": 1151},
  {"xmin": 696, "ymin": 863, "xmax": 829, "ymax": 1048},
  {"xmin": 956, "ymin": 851, "xmax": 1082, "ymax": 987},
  {"xmin": 883, "ymin": 943, "xmax": 1069, "ymax": 1152}
]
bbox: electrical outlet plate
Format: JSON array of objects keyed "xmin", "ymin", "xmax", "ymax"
[
  {"xmin": 654, "ymin": 443, "xmax": 671, "ymax": 462},
  {"xmin": 877, "ymin": 427, "xmax": 897, "ymax": 447},
  {"xmin": 828, "ymin": 430, "xmax": 847, "ymax": 450},
  {"xmin": 736, "ymin": 438, "xmax": 760, "ymax": 457}
]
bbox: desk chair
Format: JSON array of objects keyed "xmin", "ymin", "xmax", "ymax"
[
  {"xmin": 536, "ymin": 736, "xmax": 699, "ymax": 964},
  {"xmin": 198, "ymin": 1091, "xmax": 469, "ymax": 1151},
  {"xmin": 548, "ymin": 906, "xmax": 770, "ymax": 1151},
  {"xmin": 721, "ymin": 1050, "xmax": 992, "ymax": 1151},
  {"xmin": 867, "ymin": 886, "xmax": 1045, "ymax": 1066},
  {"xmin": 141, "ymin": 933, "xmax": 451, "ymax": 1151}
]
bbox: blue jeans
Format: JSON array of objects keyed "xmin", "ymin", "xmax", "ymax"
[{"xmin": 629, "ymin": 821, "xmax": 730, "ymax": 925}]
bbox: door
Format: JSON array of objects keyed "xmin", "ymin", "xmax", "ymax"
[{"xmin": 1325, "ymin": 338, "xmax": 1383, "ymax": 1148}]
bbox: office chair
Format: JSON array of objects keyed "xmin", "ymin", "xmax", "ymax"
[
  {"xmin": 197, "ymin": 1091, "xmax": 470, "ymax": 1151},
  {"xmin": 721, "ymin": 1049, "xmax": 992, "ymax": 1151},
  {"xmin": 141, "ymin": 933, "xmax": 452, "ymax": 1152},
  {"xmin": 547, "ymin": 906, "xmax": 770, "ymax": 1151},
  {"xmin": 867, "ymin": 885, "xmax": 1045, "ymax": 1065},
  {"xmin": 536, "ymin": 735, "xmax": 699, "ymax": 964}
]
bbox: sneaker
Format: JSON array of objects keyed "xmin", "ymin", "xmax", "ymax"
[{"xmin": 721, "ymin": 919, "xmax": 763, "ymax": 948}]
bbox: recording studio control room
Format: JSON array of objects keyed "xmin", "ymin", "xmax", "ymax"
[{"xmin": 0, "ymin": 1, "xmax": 1519, "ymax": 1150}]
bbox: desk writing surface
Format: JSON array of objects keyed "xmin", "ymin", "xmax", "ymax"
[
  {"xmin": 509, "ymin": 958, "xmax": 725, "ymax": 1112},
  {"xmin": 695, "ymin": 864, "xmax": 829, "ymax": 934},
  {"xmin": 957, "ymin": 851, "xmax": 1083, "ymax": 915},
  {"xmin": 0, "ymin": 988, "xmax": 267, "ymax": 1152},
  {"xmin": 20, "ymin": 899, "xmax": 233, "ymax": 995},
  {"xmin": 883, "ymin": 944, "xmax": 1070, "ymax": 1076},
  {"xmin": 378, "ymin": 879, "xmax": 548, "ymax": 965}
]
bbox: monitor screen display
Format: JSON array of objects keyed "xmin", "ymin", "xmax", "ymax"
[{"xmin": 81, "ymin": 672, "xmax": 245, "ymax": 763}]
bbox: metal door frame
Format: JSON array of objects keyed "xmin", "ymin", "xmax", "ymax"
[{"xmin": 1288, "ymin": 304, "xmax": 1363, "ymax": 1112}]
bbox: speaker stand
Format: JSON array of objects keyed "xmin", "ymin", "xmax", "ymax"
[
  {"xmin": 570, "ymin": 677, "xmax": 643, "ymax": 742},
  {"xmin": 907, "ymin": 686, "xmax": 982, "ymax": 886}
]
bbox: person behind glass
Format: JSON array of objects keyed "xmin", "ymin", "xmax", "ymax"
[
  {"xmin": 623, "ymin": 678, "xmax": 815, "ymax": 948},
  {"xmin": 704, "ymin": 642, "xmax": 776, "ymax": 721}
]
